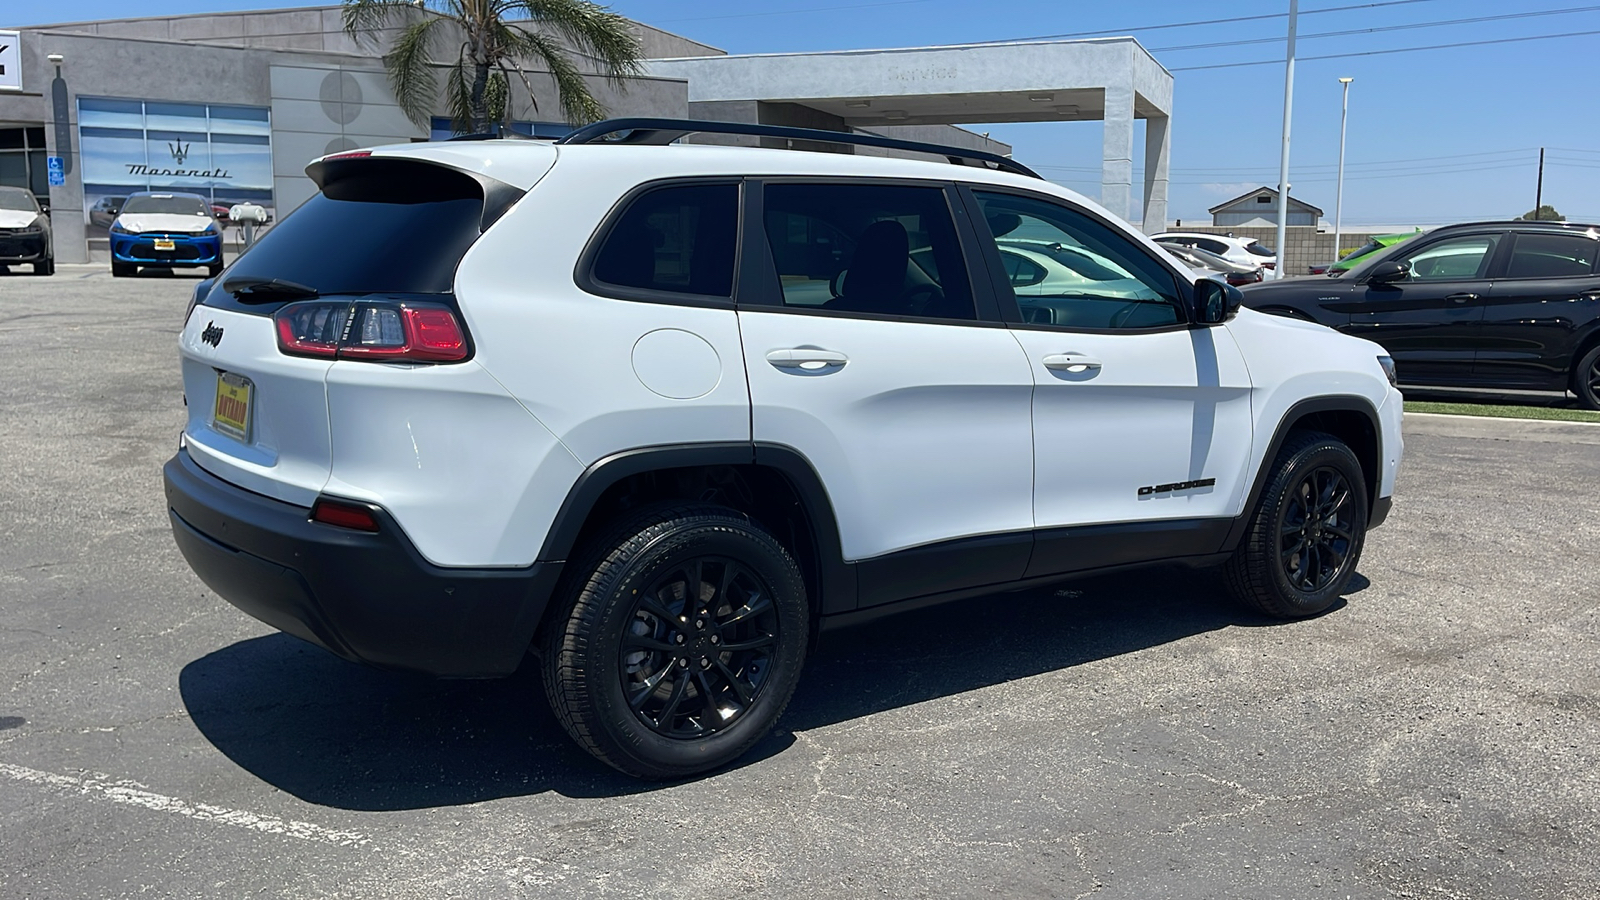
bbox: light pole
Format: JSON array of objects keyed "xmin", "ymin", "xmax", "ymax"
[
  {"xmin": 1332, "ymin": 76, "xmax": 1353, "ymax": 271},
  {"xmin": 1272, "ymin": 0, "xmax": 1298, "ymax": 279}
]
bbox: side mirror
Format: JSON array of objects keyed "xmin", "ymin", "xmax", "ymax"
[
  {"xmin": 1368, "ymin": 260, "xmax": 1409, "ymax": 283},
  {"xmin": 1194, "ymin": 277, "xmax": 1243, "ymax": 324}
]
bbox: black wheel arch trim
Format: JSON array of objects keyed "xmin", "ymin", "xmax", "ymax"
[
  {"xmin": 1223, "ymin": 395, "xmax": 1387, "ymax": 555},
  {"xmin": 534, "ymin": 441, "xmax": 858, "ymax": 615}
]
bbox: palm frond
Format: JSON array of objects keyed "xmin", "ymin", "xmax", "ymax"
[
  {"xmin": 381, "ymin": 15, "xmax": 443, "ymax": 130},
  {"xmin": 506, "ymin": 0, "xmax": 643, "ymax": 83},
  {"xmin": 445, "ymin": 45, "xmax": 478, "ymax": 135},
  {"xmin": 341, "ymin": 0, "xmax": 419, "ymax": 47},
  {"xmin": 508, "ymin": 27, "xmax": 604, "ymax": 125}
]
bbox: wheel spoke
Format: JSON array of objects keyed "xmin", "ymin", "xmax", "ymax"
[
  {"xmin": 692, "ymin": 670, "xmax": 723, "ymax": 722},
  {"xmin": 717, "ymin": 560, "xmax": 739, "ymax": 608},
  {"xmin": 718, "ymin": 633, "xmax": 776, "ymax": 652},
  {"xmin": 622, "ymin": 633, "xmax": 677, "ymax": 653},
  {"xmin": 629, "ymin": 663, "xmax": 677, "ymax": 712},
  {"xmin": 712, "ymin": 658, "xmax": 754, "ymax": 705},
  {"xmin": 636, "ymin": 595, "xmax": 684, "ymax": 632},
  {"xmin": 1324, "ymin": 524, "xmax": 1355, "ymax": 541},
  {"xmin": 718, "ymin": 595, "xmax": 773, "ymax": 629},
  {"xmin": 656, "ymin": 671, "xmax": 692, "ymax": 724}
]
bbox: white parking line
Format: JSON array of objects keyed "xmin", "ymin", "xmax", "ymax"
[{"xmin": 0, "ymin": 761, "xmax": 370, "ymax": 848}]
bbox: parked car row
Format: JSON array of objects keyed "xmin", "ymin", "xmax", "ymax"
[
  {"xmin": 1152, "ymin": 231, "xmax": 1278, "ymax": 272},
  {"xmin": 1240, "ymin": 219, "xmax": 1600, "ymax": 409}
]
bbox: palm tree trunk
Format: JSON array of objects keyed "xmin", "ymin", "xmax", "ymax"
[{"xmin": 469, "ymin": 59, "xmax": 491, "ymax": 133}]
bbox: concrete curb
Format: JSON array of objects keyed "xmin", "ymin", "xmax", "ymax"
[{"xmin": 1403, "ymin": 411, "xmax": 1600, "ymax": 444}]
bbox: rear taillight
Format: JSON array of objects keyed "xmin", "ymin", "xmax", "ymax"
[{"xmin": 273, "ymin": 300, "xmax": 469, "ymax": 362}]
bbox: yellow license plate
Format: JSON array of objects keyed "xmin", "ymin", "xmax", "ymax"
[
  {"xmin": 213, "ymin": 372, "xmax": 253, "ymax": 442},
  {"xmin": 154, "ymin": 239, "xmax": 176, "ymax": 251}
]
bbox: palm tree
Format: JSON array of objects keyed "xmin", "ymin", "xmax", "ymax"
[{"xmin": 342, "ymin": 0, "xmax": 644, "ymax": 135}]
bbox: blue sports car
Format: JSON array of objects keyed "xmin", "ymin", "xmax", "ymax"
[{"xmin": 109, "ymin": 191, "xmax": 224, "ymax": 277}]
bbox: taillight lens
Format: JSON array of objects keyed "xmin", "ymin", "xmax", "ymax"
[
  {"xmin": 273, "ymin": 300, "xmax": 469, "ymax": 362},
  {"xmin": 310, "ymin": 497, "xmax": 380, "ymax": 532}
]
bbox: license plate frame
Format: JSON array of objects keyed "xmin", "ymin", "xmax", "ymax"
[
  {"xmin": 212, "ymin": 371, "xmax": 253, "ymax": 443},
  {"xmin": 153, "ymin": 238, "xmax": 176, "ymax": 251}
]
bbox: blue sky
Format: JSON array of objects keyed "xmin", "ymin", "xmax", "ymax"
[{"xmin": 13, "ymin": 0, "xmax": 1600, "ymax": 227}]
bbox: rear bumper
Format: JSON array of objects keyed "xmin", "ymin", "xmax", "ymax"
[
  {"xmin": 112, "ymin": 233, "xmax": 221, "ymax": 266},
  {"xmin": 163, "ymin": 448, "xmax": 561, "ymax": 677}
]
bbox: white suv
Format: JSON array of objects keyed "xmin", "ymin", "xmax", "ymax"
[
  {"xmin": 1152, "ymin": 231, "xmax": 1278, "ymax": 272},
  {"xmin": 164, "ymin": 120, "xmax": 1403, "ymax": 778}
]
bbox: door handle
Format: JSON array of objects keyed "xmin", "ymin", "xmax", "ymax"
[
  {"xmin": 1445, "ymin": 292, "xmax": 1479, "ymax": 304},
  {"xmin": 766, "ymin": 348, "xmax": 848, "ymax": 370},
  {"xmin": 1042, "ymin": 354, "xmax": 1103, "ymax": 373},
  {"xmin": 1580, "ymin": 290, "xmax": 1600, "ymax": 301}
]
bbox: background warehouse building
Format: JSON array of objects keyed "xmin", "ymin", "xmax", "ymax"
[{"xmin": 0, "ymin": 6, "xmax": 1184, "ymax": 263}]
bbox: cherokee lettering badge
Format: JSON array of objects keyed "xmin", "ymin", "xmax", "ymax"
[{"xmin": 1138, "ymin": 478, "xmax": 1216, "ymax": 497}]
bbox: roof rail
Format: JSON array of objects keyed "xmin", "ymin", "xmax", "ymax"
[{"xmin": 555, "ymin": 117, "xmax": 1041, "ymax": 180}]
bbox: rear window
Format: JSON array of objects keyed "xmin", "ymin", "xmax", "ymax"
[
  {"xmin": 207, "ymin": 160, "xmax": 486, "ymax": 310},
  {"xmin": 124, "ymin": 194, "xmax": 210, "ymax": 216},
  {"xmin": 1244, "ymin": 241, "xmax": 1275, "ymax": 257}
]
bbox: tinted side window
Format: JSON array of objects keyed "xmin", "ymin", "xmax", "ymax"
[
  {"xmin": 973, "ymin": 191, "xmax": 1183, "ymax": 330},
  {"xmin": 762, "ymin": 183, "xmax": 976, "ymax": 321},
  {"xmin": 1504, "ymin": 232, "xmax": 1600, "ymax": 279},
  {"xmin": 1399, "ymin": 234, "xmax": 1500, "ymax": 282},
  {"xmin": 592, "ymin": 183, "xmax": 738, "ymax": 297},
  {"xmin": 1001, "ymin": 250, "xmax": 1047, "ymax": 286}
]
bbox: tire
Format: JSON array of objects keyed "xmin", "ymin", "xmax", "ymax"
[
  {"xmin": 1225, "ymin": 430, "xmax": 1368, "ymax": 618},
  {"xmin": 541, "ymin": 504, "xmax": 809, "ymax": 779},
  {"xmin": 207, "ymin": 263, "xmax": 224, "ymax": 278},
  {"xmin": 111, "ymin": 262, "xmax": 135, "ymax": 278},
  {"xmin": 1573, "ymin": 344, "xmax": 1600, "ymax": 411},
  {"xmin": 34, "ymin": 257, "xmax": 54, "ymax": 276}
]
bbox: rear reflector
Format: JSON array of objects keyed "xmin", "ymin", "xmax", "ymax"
[
  {"xmin": 310, "ymin": 498, "xmax": 380, "ymax": 532},
  {"xmin": 274, "ymin": 299, "xmax": 469, "ymax": 362}
]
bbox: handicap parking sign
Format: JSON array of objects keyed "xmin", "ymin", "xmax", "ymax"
[{"xmin": 47, "ymin": 156, "xmax": 64, "ymax": 186}]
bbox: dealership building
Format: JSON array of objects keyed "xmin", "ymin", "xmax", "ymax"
[{"xmin": 0, "ymin": 6, "xmax": 1175, "ymax": 263}]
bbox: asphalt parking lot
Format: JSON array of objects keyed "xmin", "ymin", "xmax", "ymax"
[{"xmin": 3, "ymin": 264, "xmax": 1598, "ymax": 899}]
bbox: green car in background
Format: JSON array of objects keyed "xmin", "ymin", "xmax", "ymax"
[{"xmin": 1317, "ymin": 230, "xmax": 1421, "ymax": 275}]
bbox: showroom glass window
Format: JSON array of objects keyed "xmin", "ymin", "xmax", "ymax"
[
  {"xmin": 0, "ymin": 127, "xmax": 49, "ymax": 201},
  {"xmin": 971, "ymin": 190, "xmax": 1183, "ymax": 330},
  {"xmin": 77, "ymin": 98, "xmax": 274, "ymax": 232},
  {"xmin": 761, "ymin": 183, "xmax": 977, "ymax": 321}
]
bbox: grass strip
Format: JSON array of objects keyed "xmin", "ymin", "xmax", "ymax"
[{"xmin": 1404, "ymin": 400, "xmax": 1600, "ymax": 424}]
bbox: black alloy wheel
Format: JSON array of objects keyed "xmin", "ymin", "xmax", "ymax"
[
  {"xmin": 1225, "ymin": 430, "xmax": 1368, "ymax": 618},
  {"xmin": 1575, "ymin": 345, "xmax": 1600, "ymax": 411},
  {"xmin": 622, "ymin": 556, "xmax": 779, "ymax": 739},
  {"xmin": 542, "ymin": 504, "xmax": 808, "ymax": 779},
  {"xmin": 1277, "ymin": 465, "xmax": 1357, "ymax": 594}
]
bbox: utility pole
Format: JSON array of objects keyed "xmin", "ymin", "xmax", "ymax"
[
  {"xmin": 1535, "ymin": 147, "xmax": 1545, "ymax": 218},
  {"xmin": 1273, "ymin": 0, "xmax": 1298, "ymax": 279},
  {"xmin": 1332, "ymin": 76, "xmax": 1353, "ymax": 271}
]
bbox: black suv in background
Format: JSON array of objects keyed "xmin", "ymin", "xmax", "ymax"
[{"xmin": 1239, "ymin": 220, "xmax": 1600, "ymax": 408}]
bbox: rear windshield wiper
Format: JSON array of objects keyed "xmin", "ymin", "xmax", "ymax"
[{"xmin": 222, "ymin": 276, "xmax": 320, "ymax": 300}]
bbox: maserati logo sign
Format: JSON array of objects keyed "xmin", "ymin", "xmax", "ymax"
[{"xmin": 169, "ymin": 140, "xmax": 190, "ymax": 166}]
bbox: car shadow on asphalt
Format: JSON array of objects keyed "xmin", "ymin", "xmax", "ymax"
[{"xmin": 179, "ymin": 564, "xmax": 1354, "ymax": 809}]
